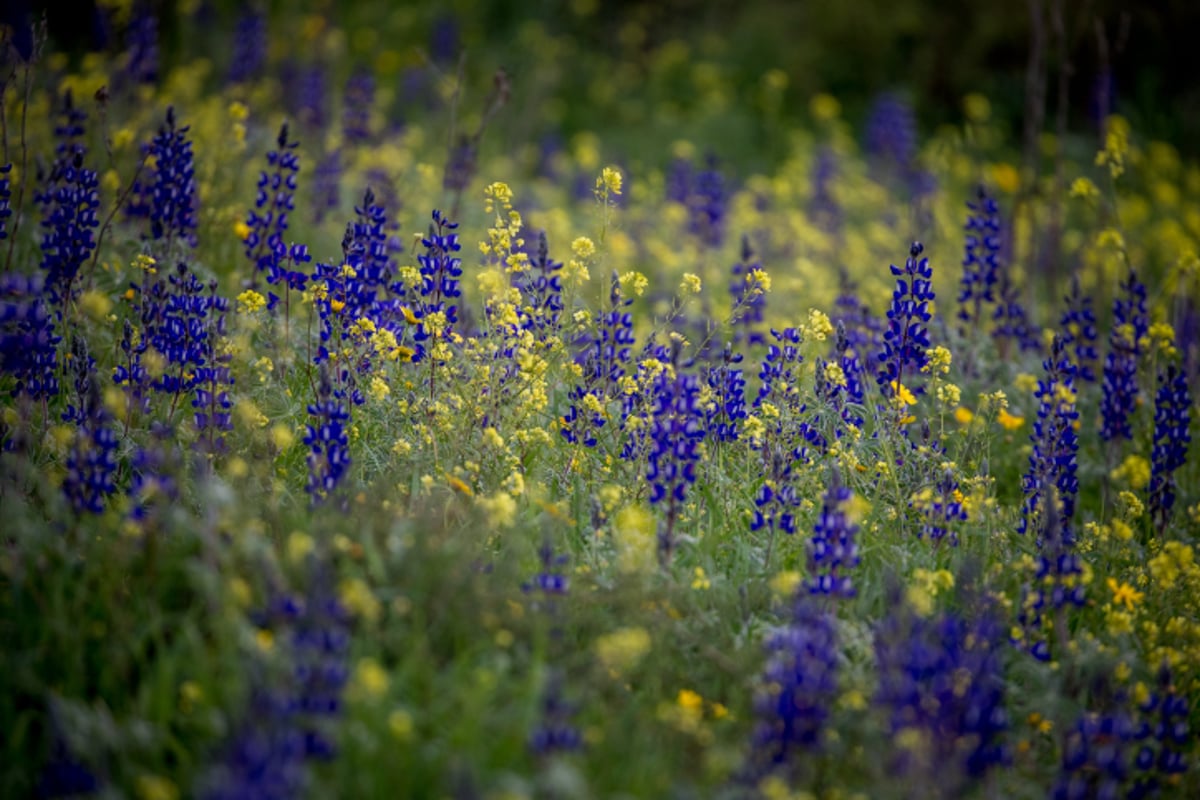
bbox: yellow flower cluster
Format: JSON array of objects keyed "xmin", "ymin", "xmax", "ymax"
[
  {"xmin": 1110, "ymin": 454, "xmax": 1151, "ymax": 490},
  {"xmin": 596, "ymin": 166, "xmax": 623, "ymax": 197},
  {"xmin": 923, "ymin": 345, "xmax": 952, "ymax": 375},
  {"xmin": 480, "ymin": 182, "xmax": 530, "ymax": 273},
  {"xmin": 1095, "ymin": 115, "xmax": 1131, "ymax": 179}
]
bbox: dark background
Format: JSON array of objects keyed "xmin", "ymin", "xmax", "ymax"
[{"xmin": 8, "ymin": 0, "xmax": 1200, "ymax": 157}]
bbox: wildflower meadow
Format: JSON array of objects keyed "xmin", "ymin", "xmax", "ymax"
[{"xmin": 2, "ymin": 3, "xmax": 1199, "ymax": 798}]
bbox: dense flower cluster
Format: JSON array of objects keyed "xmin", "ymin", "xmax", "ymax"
[
  {"xmin": 690, "ymin": 157, "xmax": 727, "ymax": 249},
  {"xmin": 245, "ymin": 124, "xmax": 301, "ymax": 287},
  {"xmin": 1149, "ymin": 364, "xmax": 1192, "ymax": 531},
  {"xmin": 124, "ymin": 10, "xmax": 159, "ymax": 86},
  {"xmin": 562, "ymin": 274, "xmax": 633, "ymax": 447},
  {"xmin": 192, "ymin": 334, "xmax": 234, "ymax": 454},
  {"xmin": 809, "ymin": 147, "xmax": 841, "ymax": 235},
  {"xmin": 0, "ymin": 273, "xmax": 60, "ymax": 399},
  {"xmin": 529, "ymin": 670, "xmax": 582, "ymax": 756},
  {"xmin": 343, "ymin": 187, "xmax": 405, "ymax": 328},
  {"xmin": 832, "ymin": 276, "xmax": 884, "ymax": 367},
  {"xmin": 283, "ymin": 62, "xmax": 328, "ymax": 131},
  {"xmin": 728, "ymin": 235, "xmax": 767, "ymax": 347},
  {"xmin": 1054, "ymin": 702, "xmax": 1135, "ymax": 800},
  {"xmin": 202, "ymin": 573, "xmax": 350, "ymax": 798},
  {"xmin": 752, "ymin": 448, "xmax": 802, "ymax": 546},
  {"xmin": 918, "ymin": 468, "xmax": 968, "ymax": 546},
  {"xmin": 874, "ymin": 591, "xmax": 1009, "ymax": 789},
  {"xmin": 805, "ymin": 468, "xmax": 859, "ymax": 597},
  {"xmin": 411, "ymin": 209, "xmax": 463, "ymax": 364},
  {"xmin": 865, "ymin": 92, "xmax": 918, "ymax": 177},
  {"xmin": 38, "ymin": 151, "xmax": 100, "ymax": 310},
  {"xmin": 1019, "ymin": 336, "xmax": 1080, "ymax": 544},
  {"xmin": 128, "ymin": 107, "xmax": 198, "ymax": 247},
  {"xmin": 312, "ymin": 149, "xmax": 341, "ymax": 225},
  {"xmin": 128, "ymin": 422, "xmax": 182, "ymax": 522},
  {"xmin": 1129, "ymin": 663, "xmax": 1191, "ymax": 798},
  {"xmin": 876, "ymin": 242, "xmax": 935, "ymax": 404},
  {"xmin": 957, "ymin": 187, "xmax": 1002, "ymax": 332},
  {"xmin": 703, "ymin": 344, "xmax": 746, "ymax": 444},
  {"xmin": 755, "ymin": 326, "xmax": 826, "ymax": 458},
  {"xmin": 749, "ymin": 595, "xmax": 839, "ymax": 780},
  {"xmin": 816, "ymin": 324, "xmax": 866, "ymax": 434},
  {"xmin": 148, "ymin": 263, "xmax": 222, "ymax": 401},
  {"xmin": 992, "ymin": 269, "xmax": 1041, "ymax": 354},
  {"xmin": 62, "ymin": 385, "xmax": 119, "ymax": 515},
  {"xmin": 1016, "ymin": 488, "xmax": 1085, "ymax": 661},
  {"xmin": 646, "ymin": 347, "xmax": 705, "ymax": 563},
  {"xmin": 517, "ymin": 231, "xmax": 564, "ymax": 338},
  {"xmin": 342, "ymin": 67, "xmax": 374, "ymax": 147},
  {"xmin": 1101, "ymin": 269, "xmax": 1148, "ymax": 442},
  {"xmin": 1060, "ymin": 275, "xmax": 1099, "ymax": 383},
  {"xmin": 227, "ymin": 9, "xmax": 266, "ymax": 84},
  {"xmin": 305, "ymin": 376, "xmax": 352, "ymax": 504}
]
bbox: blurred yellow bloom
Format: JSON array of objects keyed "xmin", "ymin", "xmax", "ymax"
[
  {"xmin": 351, "ymin": 657, "xmax": 390, "ymax": 699},
  {"xmin": 1070, "ymin": 177, "xmax": 1101, "ymax": 201},
  {"xmin": 809, "ymin": 93, "xmax": 840, "ymax": 122},
  {"xmin": 136, "ymin": 775, "xmax": 178, "ymax": 800},
  {"xmin": 1110, "ymin": 454, "xmax": 1151, "ymax": 490},
  {"xmin": 594, "ymin": 626, "xmax": 651, "ymax": 676},
  {"xmin": 996, "ymin": 408, "xmax": 1025, "ymax": 430}
]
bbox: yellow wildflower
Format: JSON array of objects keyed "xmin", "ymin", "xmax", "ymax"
[
  {"xmin": 1107, "ymin": 578, "xmax": 1144, "ymax": 610},
  {"xmin": 236, "ymin": 289, "xmax": 267, "ymax": 314},
  {"xmin": 478, "ymin": 491, "xmax": 518, "ymax": 527},
  {"xmin": 1069, "ymin": 177, "xmax": 1101, "ymax": 201},
  {"xmin": 571, "ymin": 236, "xmax": 596, "ymax": 258},
  {"xmin": 936, "ymin": 382, "xmax": 961, "ymax": 407},
  {"xmin": 619, "ymin": 271, "xmax": 648, "ymax": 297},
  {"xmin": 340, "ymin": 577, "xmax": 382, "ymax": 622},
  {"xmin": 770, "ymin": 570, "xmax": 802, "ymax": 598},
  {"xmin": 1148, "ymin": 542, "xmax": 1195, "ymax": 589},
  {"xmin": 133, "ymin": 253, "xmax": 158, "ymax": 274},
  {"xmin": 924, "ymin": 345, "xmax": 952, "ymax": 375},
  {"xmin": 1110, "ymin": 454, "xmax": 1151, "ymax": 490},
  {"xmin": 809, "ymin": 92, "xmax": 840, "ymax": 122},
  {"xmin": 596, "ymin": 166, "xmax": 623, "ymax": 197},
  {"xmin": 963, "ymin": 92, "xmax": 991, "ymax": 123},
  {"xmin": 996, "ymin": 408, "xmax": 1025, "ymax": 430},
  {"xmin": 746, "ymin": 268, "xmax": 771, "ymax": 293},
  {"xmin": 823, "ymin": 362, "xmax": 847, "ymax": 388},
  {"xmin": 389, "ymin": 709, "xmax": 414, "ymax": 740},
  {"xmin": 350, "ymin": 657, "xmax": 390, "ymax": 700},
  {"xmin": 594, "ymin": 626, "xmax": 651, "ymax": 676},
  {"xmin": 1118, "ymin": 491, "xmax": 1144, "ymax": 520},
  {"xmin": 1095, "ymin": 116, "xmax": 1130, "ymax": 179},
  {"xmin": 890, "ymin": 381, "xmax": 917, "ymax": 407},
  {"xmin": 136, "ymin": 775, "xmax": 178, "ymax": 800}
]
